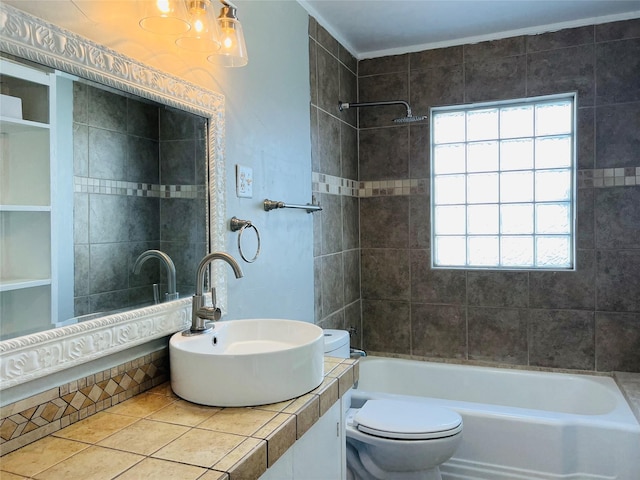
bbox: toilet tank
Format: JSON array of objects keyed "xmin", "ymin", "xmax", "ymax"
[{"xmin": 323, "ymin": 329, "xmax": 350, "ymax": 359}]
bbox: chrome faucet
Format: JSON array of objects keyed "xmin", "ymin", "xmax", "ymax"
[
  {"xmin": 133, "ymin": 250, "xmax": 179, "ymax": 302},
  {"xmin": 187, "ymin": 251, "xmax": 243, "ymax": 335}
]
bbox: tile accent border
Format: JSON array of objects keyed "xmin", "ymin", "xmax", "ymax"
[
  {"xmin": 578, "ymin": 167, "xmax": 640, "ymax": 188},
  {"xmin": 314, "ymin": 166, "xmax": 640, "ymax": 199},
  {"xmin": 0, "ymin": 349, "xmax": 170, "ymax": 455},
  {"xmin": 312, "ymin": 172, "xmax": 359, "ymax": 197},
  {"xmin": 358, "ymin": 179, "xmax": 429, "ymax": 197},
  {"xmin": 74, "ymin": 176, "xmax": 206, "ymax": 199}
]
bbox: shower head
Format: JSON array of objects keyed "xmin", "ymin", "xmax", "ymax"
[
  {"xmin": 338, "ymin": 100, "xmax": 427, "ymax": 124},
  {"xmin": 393, "ymin": 114, "xmax": 428, "ymax": 124}
]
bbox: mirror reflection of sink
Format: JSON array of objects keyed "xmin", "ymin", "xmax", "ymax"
[{"xmin": 169, "ymin": 319, "xmax": 324, "ymax": 407}]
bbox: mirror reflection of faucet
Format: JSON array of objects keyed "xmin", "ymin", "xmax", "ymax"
[
  {"xmin": 132, "ymin": 250, "xmax": 179, "ymax": 303},
  {"xmin": 185, "ymin": 252, "xmax": 244, "ymax": 336}
]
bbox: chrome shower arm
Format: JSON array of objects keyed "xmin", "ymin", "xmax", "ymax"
[{"xmin": 339, "ymin": 100, "xmax": 412, "ymax": 117}]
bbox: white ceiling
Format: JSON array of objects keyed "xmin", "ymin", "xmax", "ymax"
[
  {"xmin": 4, "ymin": 0, "xmax": 640, "ymax": 64},
  {"xmin": 297, "ymin": 0, "xmax": 640, "ymax": 59}
]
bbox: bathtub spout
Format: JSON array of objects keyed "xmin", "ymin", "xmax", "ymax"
[{"xmin": 351, "ymin": 347, "xmax": 367, "ymax": 358}]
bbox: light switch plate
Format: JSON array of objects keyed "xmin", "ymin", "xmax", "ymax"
[{"xmin": 236, "ymin": 164, "xmax": 253, "ymax": 198}]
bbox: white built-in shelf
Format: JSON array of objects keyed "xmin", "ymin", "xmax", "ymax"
[
  {"xmin": 1, "ymin": 59, "xmax": 56, "ymax": 339},
  {"xmin": 0, "ymin": 116, "xmax": 50, "ymax": 133},
  {"xmin": 0, "ymin": 205, "xmax": 51, "ymax": 212},
  {"xmin": 0, "ymin": 278, "xmax": 52, "ymax": 292}
]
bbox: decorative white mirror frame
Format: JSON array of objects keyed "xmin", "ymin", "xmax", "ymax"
[{"xmin": 0, "ymin": 3, "xmax": 226, "ymax": 389}]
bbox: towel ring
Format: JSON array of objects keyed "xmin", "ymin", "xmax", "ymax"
[{"xmin": 230, "ymin": 217, "xmax": 261, "ymax": 263}]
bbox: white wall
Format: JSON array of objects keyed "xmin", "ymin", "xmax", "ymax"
[
  {"xmin": 119, "ymin": 0, "xmax": 316, "ymax": 321},
  {"xmin": 211, "ymin": 1, "xmax": 314, "ymax": 321}
]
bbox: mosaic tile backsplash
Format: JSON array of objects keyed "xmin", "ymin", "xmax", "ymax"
[{"xmin": 0, "ymin": 350, "xmax": 169, "ymax": 455}]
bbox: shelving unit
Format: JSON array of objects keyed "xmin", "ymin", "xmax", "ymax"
[{"xmin": 0, "ymin": 59, "xmax": 57, "ymax": 339}]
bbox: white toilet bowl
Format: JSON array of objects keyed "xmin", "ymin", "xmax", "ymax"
[{"xmin": 345, "ymin": 399, "xmax": 463, "ymax": 480}]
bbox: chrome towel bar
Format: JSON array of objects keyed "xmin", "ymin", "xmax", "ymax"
[{"xmin": 263, "ymin": 199, "xmax": 322, "ymax": 214}]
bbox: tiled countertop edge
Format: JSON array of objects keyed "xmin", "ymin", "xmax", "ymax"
[
  {"xmin": 0, "ymin": 356, "xmax": 358, "ymax": 480},
  {"xmin": 614, "ymin": 371, "xmax": 640, "ymax": 424}
]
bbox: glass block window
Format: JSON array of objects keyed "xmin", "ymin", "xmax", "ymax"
[{"xmin": 431, "ymin": 94, "xmax": 576, "ymax": 270}]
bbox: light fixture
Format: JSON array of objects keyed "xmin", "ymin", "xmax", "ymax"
[
  {"xmin": 176, "ymin": 0, "xmax": 222, "ymax": 52},
  {"xmin": 207, "ymin": 1, "xmax": 248, "ymax": 67},
  {"xmin": 138, "ymin": 0, "xmax": 248, "ymax": 67},
  {"xmin": 139, "ymin": 0, "xmax": 191, "ymax": 35}
]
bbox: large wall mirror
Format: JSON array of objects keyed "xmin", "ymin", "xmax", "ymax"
[{"xmin": 0, "ymin": 4, "xmax": 226, "ymax": 389}]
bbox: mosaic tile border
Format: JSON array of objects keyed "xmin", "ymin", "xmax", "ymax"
[
  {"xmin": 0, "ymin": 349, "xmax": 169, "ymax": 455},
  {"xmin": 312, "ymin": 172, "xmax": 429, "ymax": 198},
  {"xmin": 314, "ymin": 167, "xmax": 640, "ymax": 198},
  {"xmin": 312, "ymin": 172, "xmax": 359, "ymax": 197},
  {"xmin": 358, "ymin": 179, "xmax": 429, "ymax": 197},
  {"xmin": 578, "ymin": 167, "xmax": 640, "ymax": 188},
  {"xmin": 74, "ymin": 176, "xmax": 206, "ymax": 199}
]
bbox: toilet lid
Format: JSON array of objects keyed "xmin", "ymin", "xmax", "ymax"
[{"xmin": 354, "ymin": 400, "xmax": 462, "ymax": 440}]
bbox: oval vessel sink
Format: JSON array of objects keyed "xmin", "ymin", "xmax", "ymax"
[{"xmin": 169, "ymin": 319, "xmax": 324, "ymax": 406}]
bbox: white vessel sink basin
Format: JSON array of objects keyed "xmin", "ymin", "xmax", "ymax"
[{"xmin": 169, "ymin": 319, "xmax": 324, "ymax": 407}]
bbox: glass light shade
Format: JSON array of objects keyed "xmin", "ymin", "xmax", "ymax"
[
  {"xmin": 140, "ymin": 0, "xmax": 191, "ymax": 35},
  {"xmin": 176, "ymin": 0, "xmax": 222, "ymax": 52},
  {"xmin": 208, "ymin": 5, "xmax": 248, "ymax": 67}
]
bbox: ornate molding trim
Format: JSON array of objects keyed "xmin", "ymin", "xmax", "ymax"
[
  {"xmin": 0, "ymin": 300, "xmax": 191, "ymax": 389},
  {"xmin": 0, "ymin": 4, "xmax": 227, "ymax": 389}
]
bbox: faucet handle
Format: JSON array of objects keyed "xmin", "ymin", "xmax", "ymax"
[
  {"xmin": 196, "ymin": 306, "xmax": 222, "ymax": 321},
  {"xmin": 195, "ymin": 287, "xmax": 221, "ymax": 321}
]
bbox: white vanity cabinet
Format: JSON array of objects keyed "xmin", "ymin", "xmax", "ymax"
[
  {"xmin": 0, "ymin": 59, "xmax": 57, "ymax": 339},
  {"xmin": 260, "ymin": 392, "xmax": 349, "ymax": 480}
]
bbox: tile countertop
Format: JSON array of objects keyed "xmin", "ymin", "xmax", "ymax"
[
  {"xmin": 615, "ymin": 372, "xmax": 640, "ymax": 423},
  {"xmin": 0, "ymin": 356, "xmax": 358, "ymax": 480}
]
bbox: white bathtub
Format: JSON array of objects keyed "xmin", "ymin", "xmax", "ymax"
[{"xmin": 352, "ymin": 356, "xmax": 640, "ymax": 480}]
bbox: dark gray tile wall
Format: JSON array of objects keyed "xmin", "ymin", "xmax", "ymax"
[
  {"xmin": 309, "ymin": 18, "xmax": 361, "ymax": 336},
  {"xmin": 159, "ymin": 109, "xmax": 207, "ymax": 296},
  {"xmin": 356, "ymin": 18, "xmax": 640, "ymax": 373},
  {"xmin": 308, "ymin": 17, "xmax": 639, "ymax": 371},
  {"xmin": 73, "ymin": 83, "xmax": 205, "ymax": 316}
]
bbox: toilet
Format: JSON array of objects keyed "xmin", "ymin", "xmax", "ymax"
[
  {"xmin": 345, "ymin": 400, "xmax": 462, "ymax": 480},
  {"xmin": 323, "ymin": 329, "xmax": 351, "ymax": 358},
  {"xmin": 323, "ymin": 330, "xmax": 463, "ymax": 480}
]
